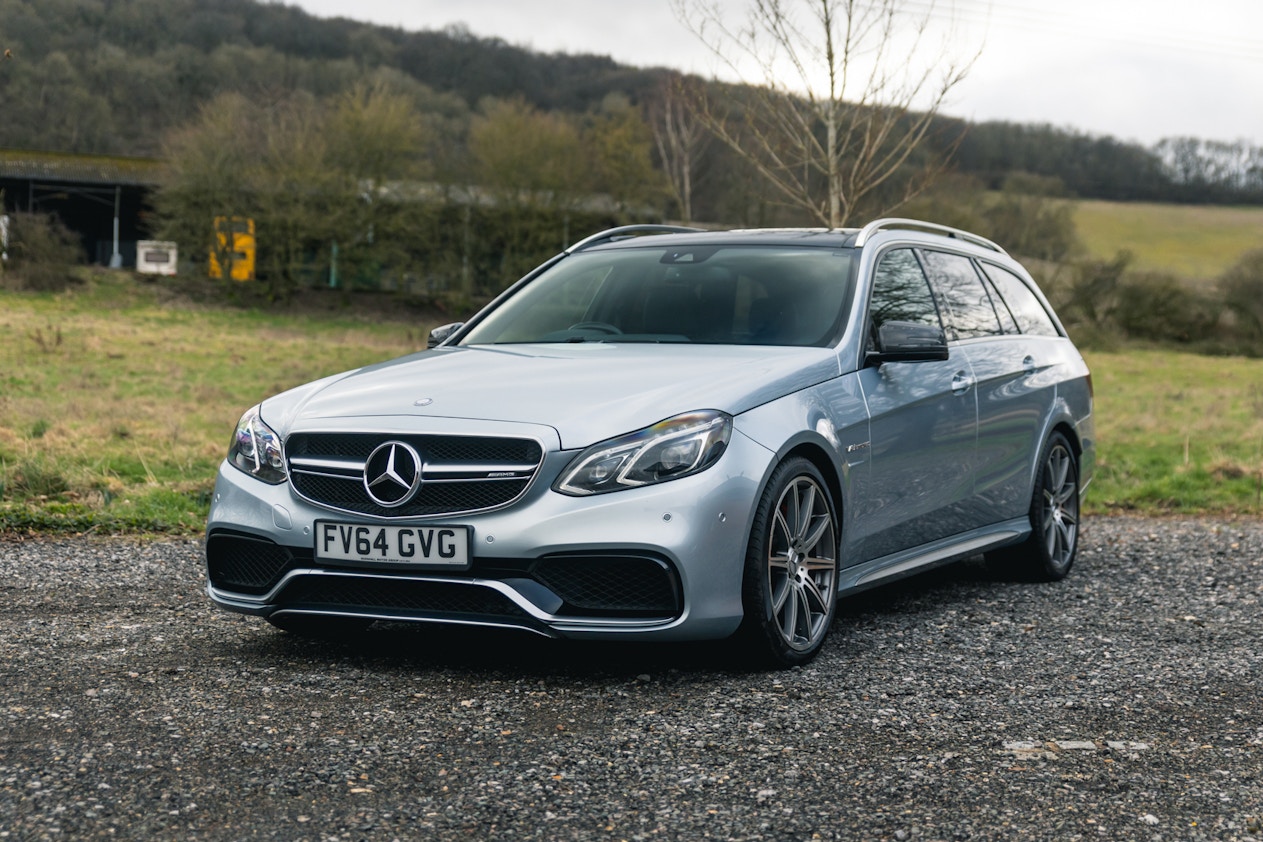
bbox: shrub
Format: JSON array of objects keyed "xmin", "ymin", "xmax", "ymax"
[
  {"xmin": 1061, "ymin": 251, "xmax": 1130, "ymax": 330},
  {"xmin": 1115, "ymin": 272, "xmax": 1217, "ymax": 343},
  {"xmin": 1, "ymin": 212, "xmax": 83, "ymax": 291},
  {"xmin": 978, "ymin": 174, "xmax": 1081, "ymax": 263},
  {"xmin": 1219, "ymin": 248, "xmax": 1263, "ymax": 340}
]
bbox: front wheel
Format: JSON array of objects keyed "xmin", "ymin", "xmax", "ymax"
[
  {"xmin": 736, "ymin": 457, "xmax": 839, "ymax": 668},
  {"xmin": 988, "ymin": 431, "xmax": 1080, "ymax": 581}
]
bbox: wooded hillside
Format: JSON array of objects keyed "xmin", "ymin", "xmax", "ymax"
[{"xmin": 2, "ymin": 0, "xmax": 1262, "ymax": 209}]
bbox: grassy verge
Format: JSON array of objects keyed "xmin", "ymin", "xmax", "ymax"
[
  {"xmin": 0, "ymin": 273, "xmax": 428, "ymax": 535},
  {"xmin": 2, "ymin": 274, "xmax": 1260, "ymax": 536},
  {"xmin": 1084, "ymin": 349, "xmax": 1263, "ymax": 513}
]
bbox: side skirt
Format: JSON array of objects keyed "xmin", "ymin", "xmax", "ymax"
[{"xmin": 838, "ymin": 517, "xmax": 1031, "ymax": 595}]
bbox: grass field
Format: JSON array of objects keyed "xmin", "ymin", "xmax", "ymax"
[
  {"xmin": 1, "ymin": 273, "xmax": 1261, "ymax": 535},
  {"xmin": 1072, "ymin": 199, "xmax": 1263, "ymax": 280},
  {"xmin": 1084, "ymin": 349, "xmax": 1263, "ymax": 512},
  {"xmin": 0, "ymin": 275, "xmax": 424, "ymax": 533}
]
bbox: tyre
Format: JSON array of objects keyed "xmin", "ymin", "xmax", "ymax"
[
  {"xmin": 988, "ymin": 431, "xmax": 1080, "ymax": 581},
  {"xmin": 266, "ymin": 614, "xmax": 373, "ymax": 640},
  {"xmin": 737, "ymin": 457, "xmax": 839, "ymax": 667}
]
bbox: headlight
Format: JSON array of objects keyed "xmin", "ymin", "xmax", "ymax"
[
  {"xmin": 555, "ymin": 410, "xmax": 732, "ymax": 496},
  {"xmin": 227, "ymin": 405, "xmax": 287, "ymax": 484}
]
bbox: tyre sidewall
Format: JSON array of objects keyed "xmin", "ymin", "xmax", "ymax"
[
  {"xmin": 739, "ymin": 457, "xmax": 839, "ymax": 667},
  {"xmin": 1028, "ymin": 431, "xmax": 1079, "ymax": 581}
]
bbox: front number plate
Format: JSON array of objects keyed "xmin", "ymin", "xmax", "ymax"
[{"xmin": 315, "ymin": 522, "xmax": 471, "ymax": 568}]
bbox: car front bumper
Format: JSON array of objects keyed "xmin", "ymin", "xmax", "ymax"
[{"xmin": 205, "ymin": 429, "xmax": 774, "ymax": 642}]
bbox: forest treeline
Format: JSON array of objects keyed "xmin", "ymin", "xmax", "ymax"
[
  {"xmin": 4, "ymin": 0, "xmax": 1263, "ymax": 355},
  {"xmin": 3, "ymin": 0, "xmax": 1263, "ymax": 210}
]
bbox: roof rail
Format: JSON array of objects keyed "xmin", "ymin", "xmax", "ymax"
[
  {"xmin": 566, "ymin": 224, "xmax": 704, "ymax": 253},
  {"xmin": 854, "ymin": 218, "xmax": 1007, "ymax": 255}
]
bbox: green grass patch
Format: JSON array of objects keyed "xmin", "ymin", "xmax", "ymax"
[
  {"xmin": 0, "ymin": 271, "xmax": 433, "ymax": 535},
  {"xmin": 1073, "ymin": 200, "xmax": 1263, "ymax": 280},
  {"xmin": 1084, "ymin": 350, "xmax": 1263, "ymax": 513}
]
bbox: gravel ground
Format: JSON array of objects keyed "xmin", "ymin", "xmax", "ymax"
[{"xmin": 1, "ymin": 517, "xmax": 1260, "ymax": 841}]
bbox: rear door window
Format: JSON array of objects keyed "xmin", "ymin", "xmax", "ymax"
[{"xmin": 919, "ymin": 250, "xmax": 1003, "ymax": 341}]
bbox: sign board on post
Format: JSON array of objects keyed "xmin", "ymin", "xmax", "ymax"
[{"xmin": 136, "ymin": 240, "xmax": 178, "ymax": 275}]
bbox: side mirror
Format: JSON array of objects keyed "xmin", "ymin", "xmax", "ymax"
[
  {"xmin": 866, "ymin": 320, "xmax": 949, "ymax": 365},
  {"xmin": 427, "ymin": 322, "xmax": 464, "ymax": 349}
]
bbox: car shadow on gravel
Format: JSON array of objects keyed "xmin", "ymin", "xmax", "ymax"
[
  {"xmin": 235, "ymin": 622, "xmax": 739, "ymax": 678},
  {"xmin": 217, "ymin": 555, "xmax": 1031, "ymax": 678}
]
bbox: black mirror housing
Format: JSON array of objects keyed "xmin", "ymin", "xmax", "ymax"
[{"xmin": 867, "ymin": 320, "xmax": 949, "ymax": 365}]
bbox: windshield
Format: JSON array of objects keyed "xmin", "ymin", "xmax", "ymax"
[{"xmin": 460, "ymin": 245, "xmax": 855, "ymax": 346}]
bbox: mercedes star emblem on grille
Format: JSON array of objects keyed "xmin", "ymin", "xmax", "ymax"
[{"xmin": 363, "ymin": 441, "xmax": 424, "ymax": 507}]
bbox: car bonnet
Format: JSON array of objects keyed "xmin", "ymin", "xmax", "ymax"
[{"xmin": 262, "ymin": 343, "xmax": 840, "ymax": 450}]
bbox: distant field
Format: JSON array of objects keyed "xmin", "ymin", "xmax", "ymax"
[{"xmin": 1072, "ymin": 199, "xmax": 1263, "ymax": 280}]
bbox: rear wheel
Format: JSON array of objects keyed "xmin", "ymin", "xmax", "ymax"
[
  {"xmin": 988, "ymin": 431, "xmax": 1080, "ymax": 581},
  {"xmin": 737, "ymin": 457, "xmax": 839, "ymax": 668}
]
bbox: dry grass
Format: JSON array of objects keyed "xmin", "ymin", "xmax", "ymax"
[
  {"xmin": 0, "ymin": 273, "xmax": 433, "ymax": 531},
  {"xmin": 1073, "ymin": 200, "xmax": 1263, "ymax": 280},
  {"xmin": 1084, "ymin": 349, "xmax": 1263, "ymax": 512}
]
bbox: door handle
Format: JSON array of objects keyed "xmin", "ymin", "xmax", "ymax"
[
  {"xmin": 1022, "ymin": 355, "xmax": 1037, "ymax": 375},
  {"xmin": 951, "ymin": 371, "xmax": 974, "ymax": 394}
]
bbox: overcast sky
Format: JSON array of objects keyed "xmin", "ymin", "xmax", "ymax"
[{"xmin": 286, "ymin": 0, "xmax": 1263, "ymax": 147}]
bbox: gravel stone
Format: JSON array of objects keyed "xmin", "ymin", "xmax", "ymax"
[{"xmin": 1, "ymin": 517, "xmax": 1261, "ymax": 840}]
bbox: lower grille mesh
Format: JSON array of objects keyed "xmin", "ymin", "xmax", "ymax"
[
  {"xmin": 208, "ymin": 535, "xmax": 682, "ymax": 622},
  {"xmin": 206, "ymin": 534, "xmax": 293, "ymax": 594},
  {"xmin": 533, "ymin": 556, "xmax": 680, "ymax": 615}
]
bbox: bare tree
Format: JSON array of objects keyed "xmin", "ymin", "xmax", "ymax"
[
  {"xmin": 672, "ymin": 0, "xmax": 978, "ymax": 227},
  {"xmin": 648, "ymin": 74, "xmax": 709, "ymax": 223}
]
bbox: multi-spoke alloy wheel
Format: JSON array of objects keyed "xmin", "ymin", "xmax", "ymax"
[
  {"xmin": 739, "ymin": 457, "xmax": 839, "ymax": 667},
  {"xmin": 988, "ymin": 431, "xmax": 1080, "ymax": 582},
  {"xmin": 1039, "ymin": 438, "xmax": 1079, "ymax": 574}
]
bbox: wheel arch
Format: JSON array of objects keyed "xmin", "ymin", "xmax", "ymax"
[
  {"xmin": 1052, "ymin": 420, "xmax": 1083, "ymax": 458},
  {"xmin": 1026, "ymin": 405, "xmax": 1085, "ymax": 502},
  {"xmin": 780, "ymin": 441, "xmax": 845, "ymax": 524},
  {"xmin": 742, "ymin": 427, "xmax": 846, "ymax": 519}
]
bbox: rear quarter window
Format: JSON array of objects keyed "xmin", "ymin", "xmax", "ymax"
[{"xmin": 980, "ymin": 263, "xmax": 1061, "ymax": 337}]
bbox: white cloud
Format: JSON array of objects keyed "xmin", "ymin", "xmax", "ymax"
[{"xmin": 285, "ymin": 0, "xmax": 1263, "ymax": 145}]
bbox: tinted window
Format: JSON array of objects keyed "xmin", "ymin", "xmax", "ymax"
[
  {"xmin": 979, "ymin": 271, "xmax": 1020, "ymax": 334},
  {"xmin": 460, "ymin": 246, "xmax": 854, "ymax": 346},
  {"xmin": 981, "ymin": 264, "xmax": 1060, "ymax": 337},
  {"xmin": 919, "ymin": 250, "xmax": 1002, "ymax": 340},
  {"xmin": 868, "ymin": 248, "xmax": 940, "ymax": 329}
]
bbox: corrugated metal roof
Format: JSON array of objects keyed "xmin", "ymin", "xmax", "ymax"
[{"xmin": 0, "ymin": 149, "xmax": 164, "ymax": 186}]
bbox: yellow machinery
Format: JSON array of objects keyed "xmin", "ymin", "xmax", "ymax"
[{"xmin": 209, "ymin": 216, "xmax": 256, "ymax": 281}]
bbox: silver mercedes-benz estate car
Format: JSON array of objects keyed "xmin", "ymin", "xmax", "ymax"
[{"xmin": 206, "ymin": 219, "xmax": 1094, "ymax": 666}]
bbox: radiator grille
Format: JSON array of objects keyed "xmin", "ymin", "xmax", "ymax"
[{"xmin": 286, "ymin": 432, "xmax": 543, "ymax": 518}]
